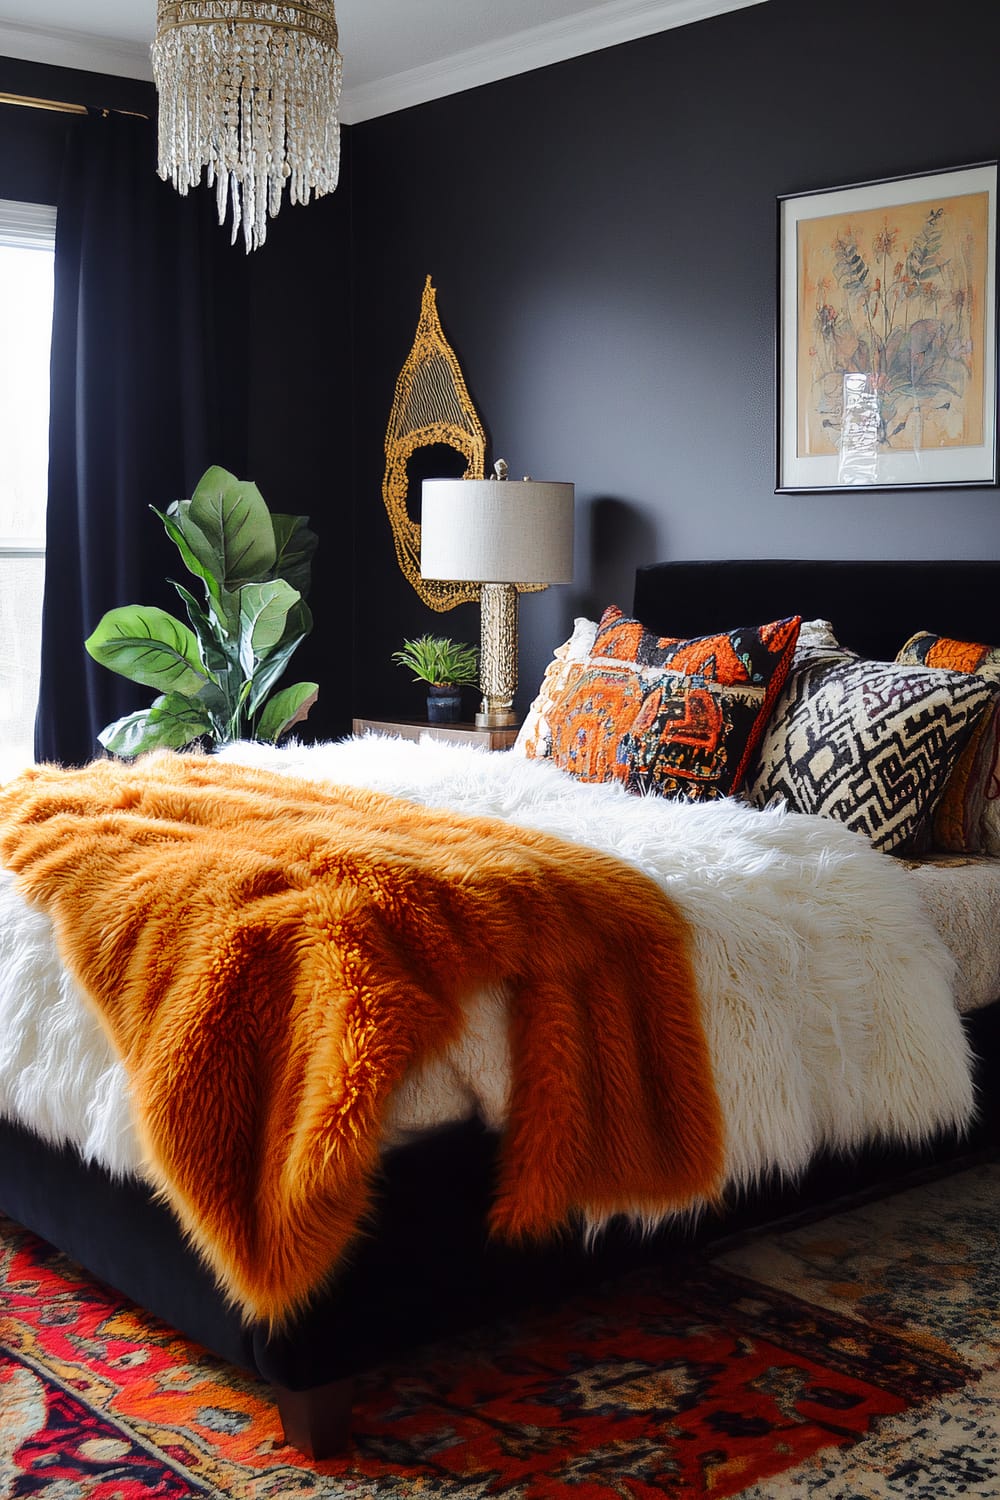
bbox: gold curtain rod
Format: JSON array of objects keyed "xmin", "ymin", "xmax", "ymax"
[{"xmin": 0, "ymin": 91, "xmax": 149, "ymax": 120}]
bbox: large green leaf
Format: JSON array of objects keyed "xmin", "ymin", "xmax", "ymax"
[
  {"xmin": 237, "ymin": 579, "xmax": 299, "ymax": 677},
  {"xmin": 211, "ymin": 585, "xmax": 244, "ymax": 642},
  {"xmin": 155, "ymin": 504, "xmax": 223, "ymax": 609},
  {"xmin": 188, "ymin": 465, "xmax": 276, "ymax": 588},
  {"xmin": 257, "ymin": 682, "xmax": 319, "ymax": 743},
  {"xmin": 85, "ymin": 606, "xmax": 208, "ymax": 694},
  {"xmin": 98, "ymin": 694, "xmax": 213, "ymax": 758},
  {"xmin": 247, "ymin": 628, "xmax": 307, "ymax": 714},
  {"xmin": 271, "ymin": 514, "xmax": 319, "ymax": 598},
  {"xmin": 170, "ymin": 580, "xmax": 228, "ymax": 679},
  {"xmin": 193, "ymin": 678, "xmax": 233, "ymax": 742},
  {"xmin": 275, "ymin": 597, "xmax": 312, "ymax": 652}
]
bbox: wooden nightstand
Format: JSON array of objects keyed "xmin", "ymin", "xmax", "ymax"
[{"xmin": 352, "ymin": 717, "xmax": 520, "ymax": 751}]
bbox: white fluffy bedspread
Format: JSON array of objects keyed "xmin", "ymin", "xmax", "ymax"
[{"xmin": 0, "ymin": 735, "xmax": 976, "ymax": 1205}]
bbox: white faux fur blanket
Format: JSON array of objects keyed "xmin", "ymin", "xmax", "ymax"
[{"xmin": 0, "ymin": 736, "xmax": 975, "ymax": 1207}]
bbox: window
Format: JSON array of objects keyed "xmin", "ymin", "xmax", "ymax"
[{"xmin": 0, "ymin": 199, "xmax": 55, "ymax": 780}]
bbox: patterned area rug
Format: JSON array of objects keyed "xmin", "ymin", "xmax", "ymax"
[{"xmin": 0, "ymin": 1160, "xmax": 996, "ymax": 1498}]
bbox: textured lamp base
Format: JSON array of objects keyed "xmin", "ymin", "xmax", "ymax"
[{"xmin": 477, "ymin": 582, "xmax": 519, "ymax": 728}]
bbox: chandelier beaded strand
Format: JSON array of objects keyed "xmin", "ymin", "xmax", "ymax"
[{"xmin": 152, "ymin": 1, "xmax": 343, "ymax": 253}]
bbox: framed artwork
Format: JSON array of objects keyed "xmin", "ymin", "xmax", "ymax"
[{"xmin": 776, "ymin": 161, "xmax": 998, "ymax": 492}]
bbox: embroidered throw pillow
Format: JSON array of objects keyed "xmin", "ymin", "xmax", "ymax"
[
  {"xmin": 746, "ymin": 638, "xmax": 1000, "ymax": 854},
  {"xmin": 896, "ymin": 632, "xmax": 1000, "ymax": 855},
  {"xmin": 547, "ymin": 606, "xmax": 800, "ymax": 801},
  {"xmin": 513, "ymin": 616, "xmax": 598, "ymax": 758}
]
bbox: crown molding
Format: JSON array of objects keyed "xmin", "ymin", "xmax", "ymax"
[
  {"xmin": 340, "ymin": 0, "xmax": 768, "ymax": 124},
  {"xmin": 0, "ymin": 0, "xmax": 765, "ymax": 115},
  {"xmin": 0, "ymin": 18, "xmax": 152, "ymax": 80}
]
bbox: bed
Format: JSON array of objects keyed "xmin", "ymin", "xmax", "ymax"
[{"xmin": 1, "ymin": 556, "xmax": 999, "ymax": 1459}]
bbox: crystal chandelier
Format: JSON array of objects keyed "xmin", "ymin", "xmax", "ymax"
[{"xmin": 151, "ymin": 2, "xmax": 343, "ymax": 253}]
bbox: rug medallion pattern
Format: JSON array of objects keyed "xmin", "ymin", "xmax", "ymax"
[{"xmin": 0, "ymin": 1161, "xmax": 995, "ymax": 1498}]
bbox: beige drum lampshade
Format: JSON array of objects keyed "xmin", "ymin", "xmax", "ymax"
[{"xmin": 420, "ymin": 479, "xmax": 574, "ymax": 585}]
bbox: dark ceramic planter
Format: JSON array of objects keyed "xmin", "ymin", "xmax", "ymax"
[{"xmin": 426, "ymin": 684, "xmax": 462, "ymax": 723}]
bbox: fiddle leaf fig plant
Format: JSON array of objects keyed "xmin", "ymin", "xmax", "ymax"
[{"xmin": 85, "ymin": 465, "xmax": 319, "ymax": 758}]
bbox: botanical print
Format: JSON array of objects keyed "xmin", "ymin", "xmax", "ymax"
[{"xmin": 796, "ymin": 190, "xmax": 989, "ymax": 466}]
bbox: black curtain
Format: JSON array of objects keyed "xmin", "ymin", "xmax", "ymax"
[{"xmin": 35, "ymin": 109, "xmax": 250, "ymax": 765}]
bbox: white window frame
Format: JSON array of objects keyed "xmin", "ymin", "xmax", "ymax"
[{"xmin": 0, "ymin": 197, "xmax": 56, "ymax": 773}]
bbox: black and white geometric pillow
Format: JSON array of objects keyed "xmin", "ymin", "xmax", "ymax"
[{"xmin": 745, "ymin": 645, "xmax": 1000, "ymax": 853}]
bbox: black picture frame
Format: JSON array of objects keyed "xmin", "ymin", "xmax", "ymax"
[{"xmin": 776, "ymin": 161, "xmax": 998, "ymax": 493}]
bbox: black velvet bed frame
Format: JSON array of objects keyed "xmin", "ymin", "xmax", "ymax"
[{"xmin": 2, "ymin": 558, "xmax": 999, "ymax": 1458}]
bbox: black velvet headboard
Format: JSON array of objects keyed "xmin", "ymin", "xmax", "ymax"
[{"xmin": 632, "ymin": 559, "xmax": 1000, "ymax": 663}]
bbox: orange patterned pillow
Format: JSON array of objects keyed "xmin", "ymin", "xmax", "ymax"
[
  {"xmin": 896, "ymin": 632, "xmax": 1000, "ymax": 854},
  {"xmin": 548, "ymin": 606, "xmax": 800, "ymax": 801}
]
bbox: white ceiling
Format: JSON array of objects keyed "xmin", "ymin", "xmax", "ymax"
[{"xmin": 0, "ymin": 0, "xmax": 767, "ymax": 122}]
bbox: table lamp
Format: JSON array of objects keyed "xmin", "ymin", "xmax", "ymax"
[{"xmin": 421, "ymin": 461, "xmax": 574, "ymax": 728}]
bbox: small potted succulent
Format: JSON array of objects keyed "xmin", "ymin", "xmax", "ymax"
[{"xmin": 392, "ymin": 635, "xmax": 479, "ymax": 723}]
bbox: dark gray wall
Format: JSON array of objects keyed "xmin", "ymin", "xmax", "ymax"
[
  {"xmin": 349, "ymin": 0, "xmax": 1000, "ymax": 723},
  {"xmin": 4, "ymin": 0, "xmax": 999, "ymax": 734}
]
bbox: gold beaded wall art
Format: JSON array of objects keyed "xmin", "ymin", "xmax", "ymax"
[{"xmin": 382, "ymin": 276, "xmax": 486, "ymax": 610}]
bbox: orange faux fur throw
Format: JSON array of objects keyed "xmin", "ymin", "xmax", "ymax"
[{"xmin": 0, "ymin": 753, "xmax": 723, "ymax": 1326}]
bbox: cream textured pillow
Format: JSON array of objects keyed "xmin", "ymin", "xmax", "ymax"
[
  {"xmin": 796, "ymin": 619, "xmax": 843, "ymax": 654},
  {"xmin": 512, "ymin": 617, "xmax": 598, "ymax": 759}
]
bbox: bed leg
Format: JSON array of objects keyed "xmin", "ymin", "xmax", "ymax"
[{"xmin": 273, "ymin": 1376, "xmax": 355, "ymax": 1458}]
